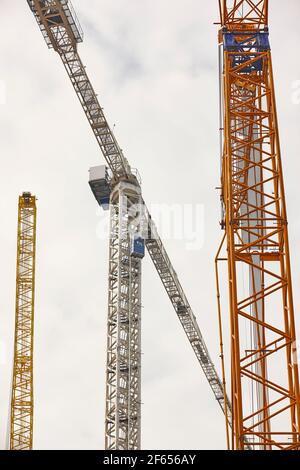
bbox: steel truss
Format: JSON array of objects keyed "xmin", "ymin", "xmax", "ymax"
[
  {"xmin": 145, "ymin": 206, "xmax": 232, "ymax": 427},
  {"xmin": 10, "ymin": 193, "xmax": 37, "ymax": 450},
  {"xmin": 218, "ymin": 0, "xmax": 300, "ymax": 450},
  {"xmin": 27, "ymin": 0, "xmax": 130, "ymax": 180},
  {"xmin": 106, "ymin": 182, "xmax": 142, "ymax": 449}
]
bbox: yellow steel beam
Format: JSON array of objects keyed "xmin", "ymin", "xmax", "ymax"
[{"xmin": 10, "ymin": 192, "xmax": 37, "ymax": 450}]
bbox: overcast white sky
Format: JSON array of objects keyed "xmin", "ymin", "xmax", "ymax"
[{"xmin": 1, "ymin": 0, "xmax": 300, "ymax": 450}]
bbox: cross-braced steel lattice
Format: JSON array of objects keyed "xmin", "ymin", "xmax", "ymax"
[
  {"xmin": 10, "ymin": 193, "xmax": 37, "ymax": 450},
  {"xmin": 27, "ymin": 0, "xmax": 130, "ymax": 181},
  {"xmin": 217, "ymin": 0, "xmax": 300, "ymax": 450},
  {"xmin": 105, "ymin": 182, "xmax": 142, "ymax": 450}
]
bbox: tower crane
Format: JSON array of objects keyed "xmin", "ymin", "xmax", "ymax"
[
  {"xmin": 25, "ymin": 0, "xmax": 231, "ymax": 449},
  {"xmin": 216, "ymin": 0, "xmax": 300, "ymax": 450},
  {"xmin": 10, "ymin": 193, "xmax": 37, "ymax": 450}
]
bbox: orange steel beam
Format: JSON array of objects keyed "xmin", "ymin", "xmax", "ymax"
[
  {"xmin": 220, "ymin": 0, "xmax": 268, "ymax": 28},
  {"xmin": 217, "ymin": 0, "xmax": 300, "ymax": 449}
]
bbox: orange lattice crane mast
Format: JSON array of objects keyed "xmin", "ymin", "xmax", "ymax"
[
  {"xmin": 10, "ymin": 193, "xmax": 37, "ymax": 450},
  {"xmin": 216, "ymin": 0, "xmax": 300, "ymax": 450}
]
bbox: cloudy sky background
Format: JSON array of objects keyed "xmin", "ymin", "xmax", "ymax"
[{"xmin": 1, "ymin": 0, "xmax": 300, "ymax": 449}]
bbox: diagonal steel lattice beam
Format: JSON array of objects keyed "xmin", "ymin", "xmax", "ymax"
[{"xmin": 10, "ymin": 193, "xmax": 37, "ymax": 450}]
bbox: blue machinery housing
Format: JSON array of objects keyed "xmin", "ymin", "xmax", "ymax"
[
  {"xmin": 223, "ymin": 30, "xmax": 270, "ymax": 73},
  {"xmin": 131, "ymin": 235, "xmax": 145, "ymax": 259}
]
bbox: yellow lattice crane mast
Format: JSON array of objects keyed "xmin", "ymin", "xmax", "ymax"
[
  {"xmin": 10, "ymin": 192, "xmax": 37, "ymax": 450},
  {"xmin": 216, "ymin": 0, "xmax": 300, "ymax": 450}
]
